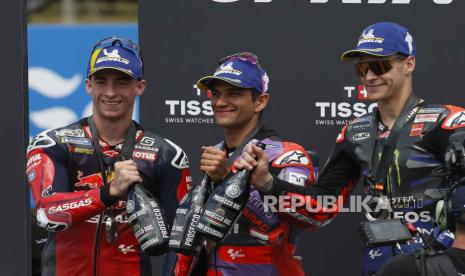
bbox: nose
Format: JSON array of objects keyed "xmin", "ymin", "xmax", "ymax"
[
  {"xmin": 363, "ymin": 69, "xmax": 378, "ymax": 82},
  {"xmin": 104, "ymin": 82, "xmax": 118, "ymax": 98},
  {"xmin": 212, "ymin": 93, "xmax": 228, "ymax": 107}
]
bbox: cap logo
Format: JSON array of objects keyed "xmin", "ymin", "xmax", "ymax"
[
  {"xmin": 405, "ymin": 32, "xmax": 413, "ymax": 54},
  {"xmin": 103, "ymin": 49, "xmax": 121, "ymax": 58},
  {"xmin": 357, "ymin": 28, "xmax": 384, "ymax": 46},
  {"xmin": 214, "ymin": 61, "xmax": 242, "ymax": 76},
  {"xmin": 96, "ymin": 48, "xmax": 130, "ymax": 65}
]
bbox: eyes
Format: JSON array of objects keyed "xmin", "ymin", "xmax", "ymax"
[
  {"xmin": 93, "ymin": 79, "xmax": 131, "ymax": 86},
  {"xmin": 210, "ymin": 90, "xmax": 243, "ymax": 99}
]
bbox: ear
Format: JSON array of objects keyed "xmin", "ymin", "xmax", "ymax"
[
  {"xmin": 405, "ymin": 55, "xmax": 415, "ymax": 75},
  {"xmin": 85, "ymin": 78, "xmax": 92, "ymax": 96},
  {"xmin": 135, "ymin": 79, "xmax": 147, "ymax": 96},
  {"xmin": 254, "ymin": 93, "xmax": 269, "ymax": 113}
]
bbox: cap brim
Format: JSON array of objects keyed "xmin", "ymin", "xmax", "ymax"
[
  {"xmin": 341, "ymin": 49, "xmax": 397, "ymax": 61},
  {"xmin": 196, "ymin": 76, "xmax": 251, "ymax": 91},
  {"xmin": 88, "ymin": 66, "xmax": 138, "ymax": 79}
]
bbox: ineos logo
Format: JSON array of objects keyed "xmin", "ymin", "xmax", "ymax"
[{"xmin": 211, "ymin": 0, "xmax": 453, "ymax": 4}]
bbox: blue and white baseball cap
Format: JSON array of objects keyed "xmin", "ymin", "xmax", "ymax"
[
  {"xmin": 341, "ymin": 22, "xmax": 416, "ymax": 61},
  {"xmin": 196, "ymin": 52, "xmax": 269, "ymax": 93},
  {"xmin": 87, "ymin": 37, "xmax": 143, "ymax": 80}
]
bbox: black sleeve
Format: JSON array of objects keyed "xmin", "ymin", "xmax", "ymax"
[{"xmin": 311, "ymin": 140, "xmax": 360, "ymax": 197}]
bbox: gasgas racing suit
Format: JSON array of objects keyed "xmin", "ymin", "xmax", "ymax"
[
  {"xmin": 310, "ymin": 102, "xmax": 465, "ymax": 275},
  {"xmin": 166, "ymin": 126, "xmax": 317, "ymax": 276},
  {"xmin": 26, "ymin": 118, "xmax": 192, "ymax": 276}
]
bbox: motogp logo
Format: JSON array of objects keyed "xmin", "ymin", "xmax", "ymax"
[{"xmin": 211, "ymin": 0, "xmax": 453, "ymax": 4}]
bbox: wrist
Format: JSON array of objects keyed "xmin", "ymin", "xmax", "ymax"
[{"xmin": 257, "ymin": 174, "xmax": 274, "ymax": 193}]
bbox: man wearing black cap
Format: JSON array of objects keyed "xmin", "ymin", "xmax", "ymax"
[
  {"xmin": 168, "ymin": 52, "xmax": 317, "ymax": 275},
  {"xmin": 26, "ymin": 37, "xmax": 192, "ymax": 275},
  {"xmin": 302, "ymin": 22, "xmax": 465, "ymax": 275},
  {"xmin": 377, "ymin": 185, "xmax": 465, "ymax": 275}
]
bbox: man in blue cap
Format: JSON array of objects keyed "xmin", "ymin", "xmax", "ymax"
[
  {"xmin": 26, "ymin": 37, "xmax": 192, "ymax": 275},
  {"xmin": 377, "ymin": 185, "xmax": 465, "ymax": 275},
  {"xmin": 302, "ymin": 22, "xmax": 465, "ymax": 275},
  {"xmin": 167, "ymin": 52, "xmax": 317, "ymax": 275}
]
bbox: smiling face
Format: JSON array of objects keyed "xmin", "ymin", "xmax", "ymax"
[
  {"xmin": 209, "ymin": 80, "xmax": 268, "ymax": 131},
  {"xmin": 86, "ymin": 69, "xmax": 146, "ymax": 123},
  {"xmin": 356, "ymin": 54, "xmax": 415, "ymax": 103}
]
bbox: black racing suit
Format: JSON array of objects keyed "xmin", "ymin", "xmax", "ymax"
[
  {"xmin": 311, "ymin": 102, "xmax": 465, "ymax": 275},
  {"xmin": 26, "ymin": 118, "xmax": 192, "ymax": 276}
]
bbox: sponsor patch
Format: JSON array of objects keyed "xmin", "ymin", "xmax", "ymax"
[
  {"xmin": 139, "ymin": 136, "xmax": 155, "ymax": 147},
  {"xmin": 75, "ymin": 171, "xmax": 104, "ymax": 189},
  {"xmin": 27, "ymin": 153, "xmax": 43, "ymax": 169},
  {"xmin": 70, "ymin": 146, "xmax": 94, "ymax": 155},
  {"xmin": 27, "ymin": 131, "xmax": 56, "ymax": 154},
  {"xmin": 165, "ymin": 139, "xmax": 190, "ymax": 169},
  {"xmin": 274, "ymin": 150, "xmax": 309, "ymax": 166},
  {"xmin": 61, "ymin": 136, "xmax": 92, "ymax": 146},
  {"xmin": 55, "ymin": 129, "xmax": 85, "ymax": 138},
  {"xmin": 442, "ymin": 111, "xmax": 465, "ymax": 129},
  {"xmin": 410, "ymin": 123, "xmax": 424, "ymax": 137},
  {"xmin": 48, "ymin": 198, "xmax": 93, "ymax": 214},
  {"xmin": 286, "ymin": 172, "xmax": 307, "ymax": 187},
  {"xmin": 418, "ymin": 107, "xmax": 445, "ymax": 114},
  {"xmin": 27, "ymin": 170, "xmax": 36, "ymax": 182},
  {"xmin": 133, "ymin": 150, "xmax": 157, "ymax": 161},
  {"xmin": 413, "ymin": 113, "xmax": 440, "ymax": 123},
  {"xmin": 353, "ymin": 132, "xmax": 370, "ymax": 141}
]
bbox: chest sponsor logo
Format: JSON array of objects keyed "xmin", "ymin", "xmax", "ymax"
[
  {"xmin": 70, "ymin": 146, "xmax": 94, "ymax": 155},
  {"xmin": 61, "ymin": 136, "xmax": 92, "ymax": 146},
  {"xmin": 139, "ymin": 136, "xmax": 155, "ymax": 147},
  {"xmin": 133, "ymin": 150, "xmax": 157, "ymax": 161},
  {"xmin": 55, "ymin": 129, "xmax": 85, "ymax": 137},
  {"xmin": 353, "ymin": 132, "xmax": 370, "ymax": 141},
  {"xmin": 413, "ymin": 113, "xmax": 440, "ymax": 123},
  {"xmin": 418, "ymin": 107, "xmax": 445, "ymax": 114},
  {"xmin": 410, "ymin": 123, "xmax": 424, "ymax": 137},
  {"xmin": 75, "ymin": 171, "xmax": 104, "ymax": 188}
]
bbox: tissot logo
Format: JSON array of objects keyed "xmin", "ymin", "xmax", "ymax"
[
  {"xmin": 211, "ymin": 0, "xmax": 453, "ymax": 4},
  {"xmin": 164, "ymin": 85, "xmax": 214, "ymax": 124},
  {"xmin": 314, "ymin": 85, "xmax": 377, "ymax": 127}
]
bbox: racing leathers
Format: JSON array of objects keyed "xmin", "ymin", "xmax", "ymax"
[
  {"xmin": 26, "ymin": 118, "xmax": 192, "ymax": 276},
  {"xmin": 167, "ymin": 126, "xmax": 317, "ymax": 276},
  {"xmin": 311, "ymin": 101, "xmax": 465, "ymax": 275}
]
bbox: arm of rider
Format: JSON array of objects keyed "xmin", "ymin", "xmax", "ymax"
[
  {"xmin": 199, "ymin": 146, "xmax": 230, "ymax": 182},
  {"xmin": 109, "ymin": 159, "xmax": 142, "ymax": 198},
  {"xmin": 234, "ymin": 143, "xmax": 273, "ymax": 192}
]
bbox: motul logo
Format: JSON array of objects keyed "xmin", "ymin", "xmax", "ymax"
[{"xmin": 211, "ymin": 0, "xmax": 452, "ymax": 4}]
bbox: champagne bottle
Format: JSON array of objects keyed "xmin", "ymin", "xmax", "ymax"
[
  {"xmin": 126, "ymin": 184, "xmax": 170, "ymax": 256},
  {"xmin": 196, "ymin": 142, "xmax": 265, "ymax": 241},
  {"xmin": 169, "ymin": 174, "xmax": 210, "ymax": 255}
]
